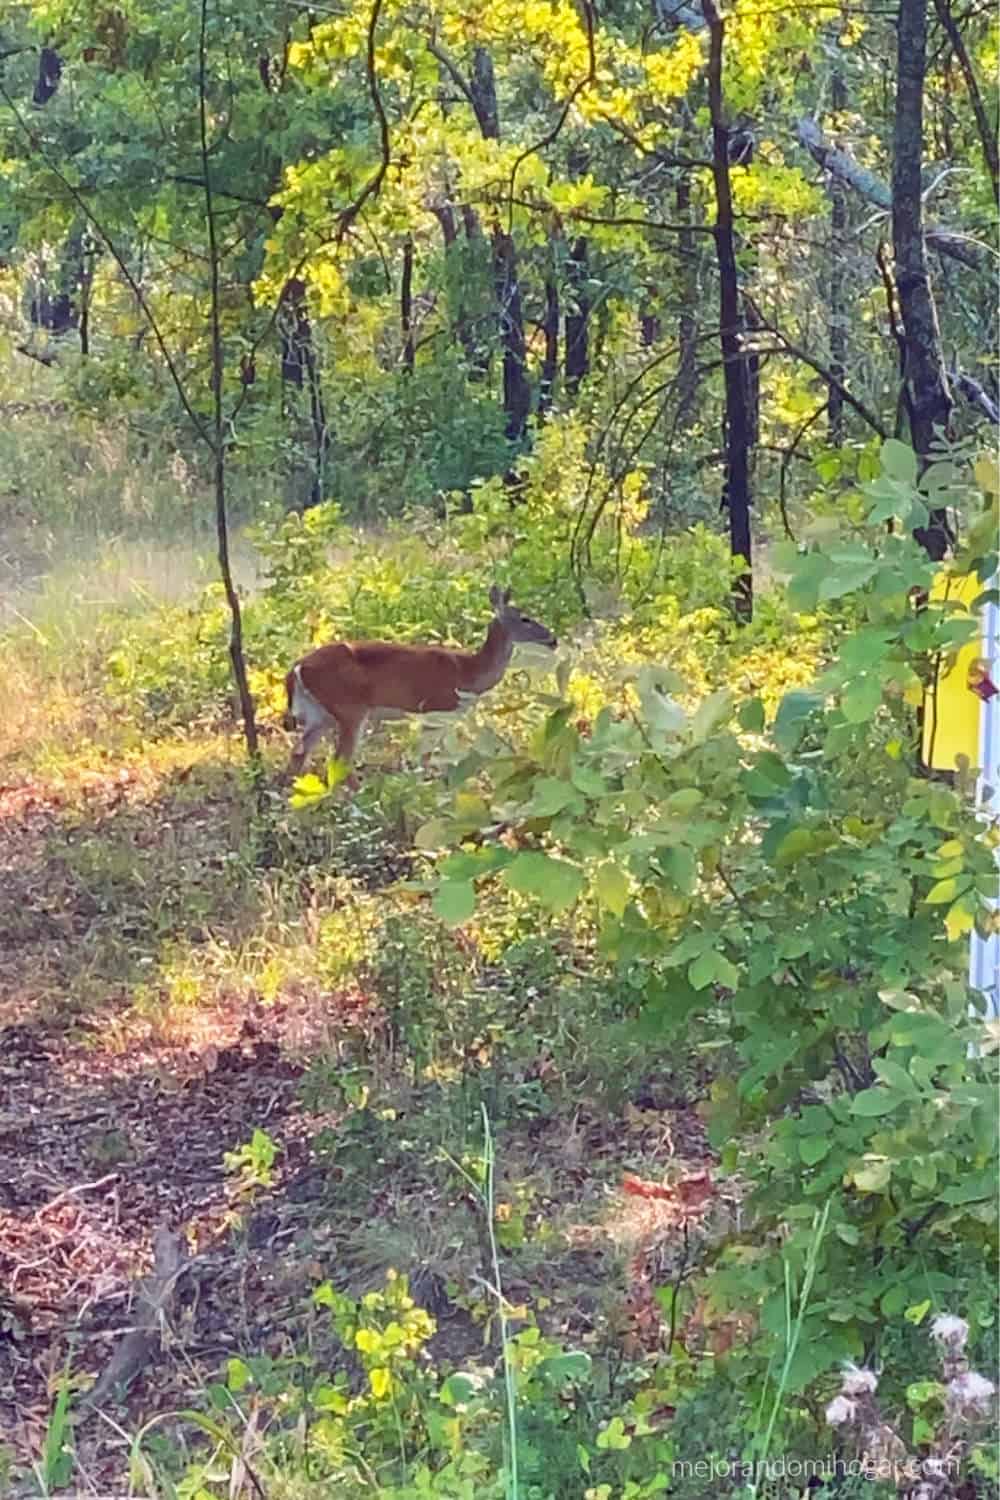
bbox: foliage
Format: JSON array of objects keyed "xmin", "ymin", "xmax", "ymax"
[{"xmin": 421, "ymin": 443, "xmax": 1000, "ymax": 1434}]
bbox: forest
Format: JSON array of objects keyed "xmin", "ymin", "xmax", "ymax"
[{"xmin": 0, "ymin": 0, "xmax": 997, "ymax": 1493}]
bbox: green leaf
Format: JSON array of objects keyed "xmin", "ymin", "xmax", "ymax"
[
  {"xmin": 414, "ymin": 818, "xmax": 454, "ymax": 850},
  {"xmin": 738, "ymin": 696, "xmax": 766, "ymax": 733},
  {"xmin": 817, "ymin": 552, "xmax": 880, "ymax": 601},
  {"xmin": 772, "ymin": 690, "xmax": 823, "ymax": 751},
  {"xmin": 905, "ymin": 1300, "xmax": 932, "ymax": 1327},
  {"xmin": 841, "ymin": 674, "xmax": 882, "ymax": 724},
  {"xmin": 659, "ymin": 845, "xmax": 697, "ymax": 895},
  {"xmin": 227, "ymin": 1358, "xmax": 252, "ymax": 1392},
  {"xmin": 775, "ymin": 827, "xmax": 816, "ymax": 865},
  {"xmin": 537, "ymin": 1351, "xmax": 592, "ymax": 1387},
  {"xmin": 595, "ymin": 862, "xmax": 629, "ymax": 916},
  {"xmin": 688, "ymin": 949, "xmax": 738, "ymax": 991},
  {"xmin": 690, "ymin": 688, "xmax": 732, "ymax": 742},
  {"xmin": 799, "ymin": 1136, "xmax": 831, "ymax": 1165},
  {"xmin": 850, "ymin": 1088, "xmax": 905, "ymax": 1117},
  {"xmin": 526, "ymin": 777, "xmax": 578, "ymax": 817},
  {"xmin": 939, "ymin": 1171, "xmax": 995, "ymax": 1205},
  {"xmin": 433, "ymin": 880, "xmax": 476, "ymax": 926},
  {"xmin": 503, "ymin": 852, "xmax": 584, "ymax": 911},
  {"xmin": 688, "ymin": 951, "xmax": 718, "ymax": 991},
  {"xmin": 880, "ymin": 439, "xmax": 919, "ymax": 486},
  {"xmin": 873, "ymin": 1059, "xmax": 919, "ymax": 1097},
  {"xmin": 662, "ymin": 787, "xmax": 704, "ymax": 815},
  {"xmin": 637, "ymin": 667, "xmax": 687, "ymax": 735}
]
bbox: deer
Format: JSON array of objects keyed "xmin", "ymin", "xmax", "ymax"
[{"xmin": 284, "ymin": 585, "xmax": 557, "ymax": 777}]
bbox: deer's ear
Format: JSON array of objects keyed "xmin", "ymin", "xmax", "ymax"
[
  {"xmin": 502, "ymin": 587, "xmax": 512, "ymax": 606},
  {"xmin": 488, "ymin": 584, "xmax": 504, "ymax": 611}
]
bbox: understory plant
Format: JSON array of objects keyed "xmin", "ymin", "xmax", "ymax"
[{"xmin": 417, "ymin": 442, "xmax": 1000, "ymax": 1458}]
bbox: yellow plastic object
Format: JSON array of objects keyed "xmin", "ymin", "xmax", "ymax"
[{"xmin": 920, "ymin": 571, "xmax": 984, "ymax": 771}]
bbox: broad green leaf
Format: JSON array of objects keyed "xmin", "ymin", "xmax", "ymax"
[
  {"xmin": 690, "ymin": 688, "xmax": 732, "ymax": 742},
  {"xmin": 637, "ymin": 667, "xmax": 687, "ymax": 735},
  {"xmin": 688, "ymin": 950, "xmax": 718, "ymax": 991},
  {"xmin": 738, "ymin": 696, "xmax": 766, "ymax": 733},
  {"xmin": 659, "ymin": 845, "xmax": 697, "ymax": 895},
  {"xmin": 526, "ymin": 777, "xmax": 578, "ymax": 817},
  {"xmin": 414, "ymin": 818, "xmax": 453, "ymax": 850},
  {"xmin": 817, "ymin": 554, "xmax": 880, "ymax": 601},
  {"xmin": 772, "ymin": 690, "xmax": 824, "ymax": 751},
  {"xmin": 872, "ymin": 1059, "xmax": 919, "ymax": 1097},
  {"xmin": 503, "ymin": 852, "xmax": 584, "ymax": 911},
  {"xmin": 595, "ymin": 862, "xmax": 629, "ymax": 916},
  {"xmin": 850, "ymin": 1088, "xmax": 904, "ymax": 1117},
  {"xmin": 775, "ymin": 828, "xmax": 816, "ymax": 865},
  {"xmin": 662, "ymin": 787, "xmax": 704, "ymax": 815},
  {"xmin": 433, "ymin": 880, "xmax": 476, "ymax": 926},
  {"xmin": 799, "ymin": 1136, "xmax": 831, "ymax": 1165},
  {"xmin": 841, "ymin": 674, "xmax": 882, "ymax": 724},
  {"xmin": 880, "ymin": 439, "xmax": 918, "ymax": 486}
]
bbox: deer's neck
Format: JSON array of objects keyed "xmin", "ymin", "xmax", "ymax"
[{"xmin": 461, "ymin": 619, "xmax": 514, "ymax": 696}]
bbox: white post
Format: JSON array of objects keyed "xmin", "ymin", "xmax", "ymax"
[{"xmin": 970, "ymin": 591, "xmax": 1000, "ymax": 1019}]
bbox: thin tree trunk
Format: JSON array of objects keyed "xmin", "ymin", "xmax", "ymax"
[
  {"xmin": 493, "ymin": 230, "xmax": 531, "ymax": 442},
  {"xmin": 828, "ymin": 66, "xmax": 848, "ymax": 444},
  {"xmin": 279, "ymin": 277, "xmax": 330, "ymax": 508},
  {"xmin": 676, "ymin": 173, "xmax": 699, "ymax": 428},
  {"xmin": 932, "ymin": 0, "xmax": 998, "ymax": 200},
  {"xmin": 539, "ymin": 272, "xmax": 559, "ymax": 417},
  {"xmin": 564, "ymin": 236, "xmax": 590, "ymax": 399},
  {"xmin": 401, "ymin": 234, "xmax": 415, "ymax": 373},
  {"xmin": 892, "ymin": 0, "xmax": 954, "ymax": 558},
  {"xmin": 469, "ymin": 46, "xmax": 500, "ymax": 141},
  {"xmin": 199, "ymin": 0, "xmax": 258, "ymax": 759},
  {"xmin": 702, "ymin": 0, "xmax": 753, "ymax": 621}
]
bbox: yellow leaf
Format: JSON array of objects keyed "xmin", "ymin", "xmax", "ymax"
[
  {"xmin": 974, "ymin": 455, "xmax": 1000, "ymax": 495},
  {"xmin": 945, "ymin": 902, "xmax": 975, "ymax": 942},
  {"xmin": 595, "ymin": 861, "xmax": 629, "ymax": 916}
]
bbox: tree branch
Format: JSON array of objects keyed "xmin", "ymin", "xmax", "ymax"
[{"xmin": 797, "ymin": 116, "xmax": 984, "ymax": 270}]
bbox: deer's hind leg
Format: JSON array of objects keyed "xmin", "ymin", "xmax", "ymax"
[
  {"xmin": 332, "ymin": 709, "xmax": 368, "ymax": 788},
  {"xmin": 289, "ymin": 720, "xmax": 333, "ymax": 776}
]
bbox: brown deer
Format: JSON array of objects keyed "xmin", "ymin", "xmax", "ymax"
[{"xmin": 284, "ymin": 586, "xmax": 557, "ymax": 775}]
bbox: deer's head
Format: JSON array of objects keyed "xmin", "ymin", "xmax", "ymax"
[{"xmin": 489, "ymin": 585, "xmax": 557, "ymax": 649}]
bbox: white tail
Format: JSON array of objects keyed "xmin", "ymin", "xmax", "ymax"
[{"xmin": 284, "ymin": 585, "xmax": 557, "ymax": 775}]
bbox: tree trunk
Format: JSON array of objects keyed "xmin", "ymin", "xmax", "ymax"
[
  {"xmin": 932, "ymin": 0, "xmax": 998, "ymax": 200},
  {"xmin": 702, "ymin": 0, "xmax": 753, "ymax": 621},
  {"xmin": 564, "ymin": 236, "xmax": 591, "ymax": 400},
  {"xmin": 892, "ymin": 0, "xmax": 954, "ymax": 558},
  {"xmin": 539, "ymin": 272, "xmax": 559, "ymax": 417},
  {"xmin": 278, "ymin": 277, "xmax": 330, "ymax": 509},
  {"xmin": 199, "ymin": 0, "xmax": 258, "ymax": 760},
  {"xmin": 828, "ymin": 66, "xmax": 848, "ymax": 445},
  {"xmin": 492, "ymin": 230, "xmax": 531, "ymax": 442},
  {"xmin": 469, "ymin": 47, "xmax": 500, "ymax": 141},
  {"xmin": 401, "ymin": 234, "xmax": 415, "ymax": 373},
  {"xmin": 675, "ymin": 173, "xmax": 699, "ymax": 428}
]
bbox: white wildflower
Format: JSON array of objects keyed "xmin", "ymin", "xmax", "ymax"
[
  {"xmin": 947, "ymin": 1371, "xmax": 996, "ymax": 1415},
  {"xmin": 825, "ymin": 1395, "xmax": 857, "ymax": 1426},
  {"xmin": 840, "ymin": 1363, "xmax": 879, "ymax": 1396},
  {"xmin": 930, "ymin": 1314, "xmax": 969, "ymax": 1351}
]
